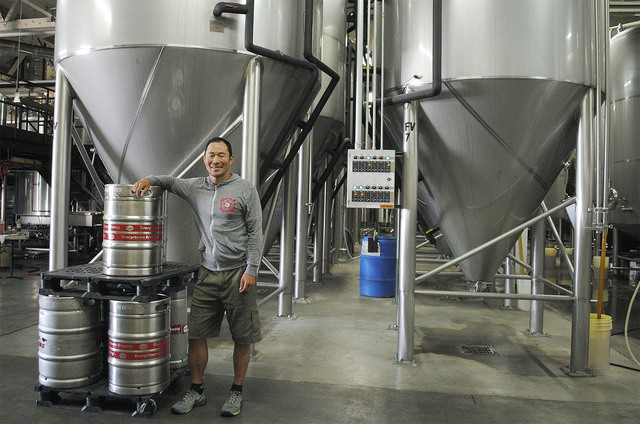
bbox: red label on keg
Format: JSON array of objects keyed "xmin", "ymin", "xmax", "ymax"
[
  {"xmin": 103, "ymin": 233, "xmax": 164, "ymax": 242},
  {"xmin": 171, "ymin": 324, "xmax": 188, "ymax": 335},
  {"xmin": 109, "ymin": 337, "xmax": 169, "ymax": 351},
  {"xmin": 109, "ymin": 346, "xmax": 169, "ymax": 361},
  {"xmin": 103, "ymin": 223, "xmax": 163, "ymax": 232}
]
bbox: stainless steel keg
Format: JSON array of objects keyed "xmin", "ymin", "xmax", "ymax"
[
  {"xmin": 108, "ymin": 296, "xmax": 170, "ymax": 395},
  {"xmin": 38, "ymin": 295, "xmax": 102, "ymax": 388},
  {"xmin": 169, "ymin": 288, "xmax": 188, "ymax": 369},
  {"xmin": 103, "ymin": 184, "xmax": 166, "ymax": 276}
]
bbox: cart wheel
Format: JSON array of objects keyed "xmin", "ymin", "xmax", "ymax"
[{"xmin": 133, "ymin": 398, "xmax": 157, "ymax": 417}]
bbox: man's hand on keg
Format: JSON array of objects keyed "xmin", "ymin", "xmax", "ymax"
[{"xmin": 132, "ymin": 179, "xmax": 151, "ymax": 198}]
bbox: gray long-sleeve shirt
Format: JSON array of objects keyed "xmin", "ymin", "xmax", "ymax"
[{"xmin": 145, "ymin": 173, "xmax": 263, "ymax": 276}]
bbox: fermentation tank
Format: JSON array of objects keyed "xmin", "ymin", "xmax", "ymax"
[
  {"xmin": 383, "ymin": 0, "xmax": 596, "ymax": 281},
  {"xmin": 609, "ymin": 26, "xmax": 640, "ymax": 242},
  {"xmin": 55, "ymin": 0, "xmax": 315, "ymax": 264}
]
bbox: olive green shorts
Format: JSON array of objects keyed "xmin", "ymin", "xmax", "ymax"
[{"xmin": 188, "ymin": 266, "xmax": 262, "ymax": 345}]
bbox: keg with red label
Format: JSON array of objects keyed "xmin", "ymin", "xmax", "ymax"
[
  {"xmin": 103, "ymin": 184, "xmax": 167, "ymax": 276},
  {"xmin": 108, "ymin": 296, "xmax": 170, "ymax": 395}
]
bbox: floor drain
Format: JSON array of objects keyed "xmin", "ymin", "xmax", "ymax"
[{"xmin": 457, "ymin": 345, "xmax": 498, "ymax": 355}]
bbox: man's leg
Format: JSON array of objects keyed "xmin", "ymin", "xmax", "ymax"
[
  {"xmin": 189, "ymin": 338, "xmax": 209, "ymax": 384},
  {"xmin": 232, "ymin": 342, "xmax": 251, "ymax": 385},
  {"xmin": 171, "ymin": 338, "xmax": 209, "ymax": 414}
]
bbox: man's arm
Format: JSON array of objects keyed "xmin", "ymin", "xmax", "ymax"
[{"xmin": 240, "ymin": 184, "xmax": 263, "ymax": 293}]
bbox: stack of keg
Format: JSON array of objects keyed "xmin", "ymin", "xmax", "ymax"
[{"xmin": 38, "ymin": 184, "xmax": 188, "ymax": 396}]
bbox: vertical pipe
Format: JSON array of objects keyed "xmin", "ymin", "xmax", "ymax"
[
  {"xmin": 278, "ymin": 153, "xmax": 297, "ymax": 317},
  {"xmin": 49, "ymin": 70, "xmax": 73, "ymax": 271},
  {"xmin": 612, "ymin": 227, "xmax": 619, "ymax": 277},
  {"xmin": 503, "ymin": 249, "xmax": 516, "ymax": 309},
  {"xmin": 354, "ymin": 0, "xmax": 365, "ymax": 149},
  {"xmin": 371, "ymin": 0, "xmax": 379, "ymax": 149},
  {"xmin": 313, "ymin": 184, "xmax": 325, "ymax": 283},
  {"xmin": 295, "ymin": 130, "xmax": 312, "ymax": 299},
  {"xmin": 396, "ymin": 98, "xmax": 418, "ymax": 363},
  {"xmin": 322, "ymin": 170, "xmax": 332, "ymax": 274},
  {"xmin": 364, "ymin": 0, "xmax": 371, "ymax": 149},
  {"xmin": 0, "ymin": 178, "xmax": 6, "ymax": 224},
  {"xmin": 529, "ymin": 215, "xmax": 546, "ymax": 334},
  {"xmin": 333, "ymin": 168, "xmax": 345, "ymax": 264},
  {"xmin": 570, "ymin": 90, "xmax": 595, "ymax": 373},
  {"xmin": 242, "ymin": 57, "xmax": 262, "ymax": 186}
]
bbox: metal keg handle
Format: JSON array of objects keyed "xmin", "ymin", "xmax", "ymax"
[{"xmin": 155, "ymin": 302, "xmax": 169, "ymax": 312}]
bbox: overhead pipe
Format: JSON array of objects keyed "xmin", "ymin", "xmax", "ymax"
[
  {"xmin": 257, "ymin": 0, "xmax": 342, "ymax": 208},
  {"xmin": 0, "ymin": 40, "xmax": 54, "ymax": 59},
  {"xmin": 213, "ymin": 1, "xmax": 320, "ymax": 199},
  {"xmin": 382, "ymin": 0, "xmax": 442, "ymax": 106}
]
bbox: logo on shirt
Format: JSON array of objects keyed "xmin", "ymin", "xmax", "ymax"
[{"xmin": 219, "ymin": 197, "xmax": 237, "ymax": 213}]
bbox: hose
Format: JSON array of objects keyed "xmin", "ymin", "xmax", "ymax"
[{"xmin": 624, "ymin": 281, "xmax": 640, "ymax": 367}]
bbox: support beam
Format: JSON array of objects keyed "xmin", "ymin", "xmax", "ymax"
[
  {"xmin": 278, "ymin": 151, "xmax": 297, "ymax": 317},
  {"xmin": 528, "ymin": 213, "xmax": 545, "ymax": 334},
  {"xmin": 242, "ymin": 57, "xmax": 262, "ymax": 186},
  {"xmin": 49, "ymin": 70, "xmax": 73, "ymax": 271},
  {"xmin": 295, "ymin": 129, "xmax": 312, "ymax": 299},
  {"xmin": 569, "ymin": 90, "xmax": 595, "ymax": 374},
  {"xmin": 396, "ymin": 98, "xmax": 418, "ymax": 364}
]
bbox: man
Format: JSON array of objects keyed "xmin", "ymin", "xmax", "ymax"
[{"xmin": 133, "ymin": 137, "xmax": 263, "ymax": 417}]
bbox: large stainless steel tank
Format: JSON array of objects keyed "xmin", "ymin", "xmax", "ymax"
[
  {"xmin": 609, "ymin": 26, "xmax": 640, "ymax": 241},
  {"xmin": 383, "ymin": 0, "xmax": 596, "ymax": 281},
  {"xmin": 55, "ymin": 0, "xmax": 314, "ymax": 265}
]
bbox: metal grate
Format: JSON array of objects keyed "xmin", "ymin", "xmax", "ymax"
[{"xmin": 457, "ymin": 344, "xmax": 498, "ymax": 355}]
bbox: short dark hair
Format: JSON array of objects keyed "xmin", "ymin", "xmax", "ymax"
[{"xmin": 205, "ymin": 137, "xmax": 233, "ymax": 157}]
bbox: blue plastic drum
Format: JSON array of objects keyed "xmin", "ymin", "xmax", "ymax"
[{"xmin": 359, "ymin": 236, "xmax": 397, "ymax": 297}]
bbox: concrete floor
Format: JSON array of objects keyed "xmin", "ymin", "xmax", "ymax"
[{"xmin": 1, "ymin": 250, "xmax": 639, "ymax": 423}]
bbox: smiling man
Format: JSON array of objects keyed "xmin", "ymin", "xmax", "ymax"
[{"xmin": 133, "ymin": 137, "xmax": 263, "ymax": 417}]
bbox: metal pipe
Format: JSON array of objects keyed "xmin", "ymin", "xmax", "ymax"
[
  {"xmin": 258, "ymin": 285, "xmax": 286, "ymax": 309},
  {"xmin": 49, "ymin": 70, "xmax": 73, "ymax": 271},
  {"xmin": 1, "ymin": 178, "xmax": 6, "ymax": 224},
  {"xmin": 529, "ymin": 213, "xmax": 545, "ymax": 334},
  {"xmin": 371, "ymin": 0, "xmax": 379, "ymax": 149},
  {"xmin": 541, "ymin": 201, "xmax": 575, "ymax": 280},
  {"xmin": 295, "ymin": 128, "xmax": 311, "ymax": 299},
  {"xmin": 321, "ymin": 170, "xmax": 332, "ymax": 274},
  {"xmin": 176, "ymin": 115, "xmax": 242, "ymax": 178},
  {"xmin": 258, "ymin": 0, "xmax": 341, "ymax": 207},
  {"xmin": 570, "ymin": 90, "xmax": 596, "ymax": 373},
  {"xmin": 332, "ymin": 168, "xmax": 345, "ymax": 264},
  {"xmin": 396, "ymin": 98, "xmax": 418, "ymax": 363},
  {"xmin": 612, "ymin": 227, "xmax": 619, "ymax": 276},
  {"xmin": 504, "ymin": 251, "xmax": 516, "ymax": 309},
  {"xmin": 261, "ymin": 257, "xmax": 280, "ymax": 279},
  {"xmin": 506, "ymin": 253, "xmax": 573, "ymax": 296},
  {"xmin": 364, "ymin": 0, "xmax": 371, "ymax": 149},
  {"xmin": 278, "ymin": 152, "xmax": 296, "ymax": 317},
  {"xmin": 379, "ymin": 0, "xmax": 385, "ymax": 149},
  {"xmin": 415, "ymin": 290, "xmax": 574, "ymax": 302},
  {"xmin": 416, "ymin": 197, "xmax": 576, "ymax": 284},
  {"xmin": 314, "ymin": 175, "xmax": 325, "ymax": 283},
  {"xmin": 242, "ymin": 57, "xmax": 262, "ymax": 186},
  {"xmin": 354, "ymin": 0, "xmax": 365, "ymax": 149}
]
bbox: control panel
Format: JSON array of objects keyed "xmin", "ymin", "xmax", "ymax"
[{"xmin": 346, "ymin": 149, "xmax": 395, "ymax": 209}]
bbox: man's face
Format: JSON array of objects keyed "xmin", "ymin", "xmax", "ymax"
[{"xmin": 203, "ymin": 141, "xmax": 234, "ymax": 183}]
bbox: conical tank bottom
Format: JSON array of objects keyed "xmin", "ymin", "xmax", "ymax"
[
  {"xmin": 387, "ymin": 78, "xmax": 588, "ymax": 281},
  {"xmin": 60, "ymin": 46, "xmax": 311, "ymax": 184},
  {"xmin": 60, "ymin": 46, "xmax": 314, "ymax": 264}
]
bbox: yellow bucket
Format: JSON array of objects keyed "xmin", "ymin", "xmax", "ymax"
[{"xmin": 588, "ymin": 313, "xmax": 612, "ymax": 371}]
